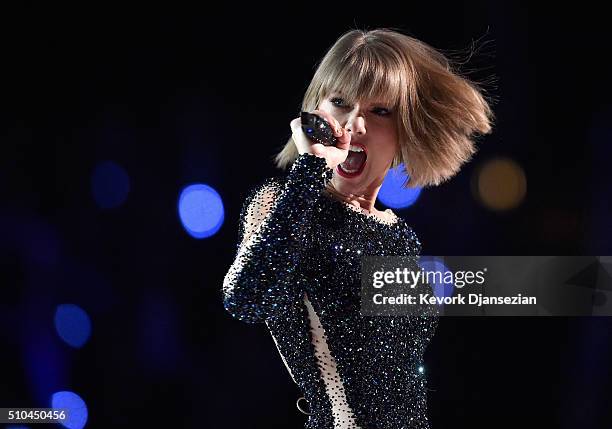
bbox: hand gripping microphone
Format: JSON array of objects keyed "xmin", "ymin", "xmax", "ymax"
[{"xmin": 300, "ymin": 112, "xmax": 338, "ymax": 147}]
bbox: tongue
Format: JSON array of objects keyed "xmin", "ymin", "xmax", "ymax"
[{"xmin": 341, "ymin": 151, "xmax": 366, "ymax": 171}]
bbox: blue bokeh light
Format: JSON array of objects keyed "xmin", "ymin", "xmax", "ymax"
[
  {"xmin": 418, "ymin": 257, "xmax": 454, "ymax": 300},
  {"xmin": 91, "ymin": 160, "xmax": 130, "ymax": 209},
  {"xmin": 178, "ymin": 184, "xmax": 224, "ymax": 239},
  {"xmin": 378, "ymin": 163, "xmax": 422, "ymax": 209},
  {"xmin": 51, "ymin": 391, "xmax": 88, "ymax": 429},
  {"xmin": 54, "ymin": 304, "xmax": 92, "ymax": 348}
]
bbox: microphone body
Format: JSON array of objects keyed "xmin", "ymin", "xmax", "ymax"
[{"xmin": 300, "ymin": 112, "xmax": 338, "ymax": 147}]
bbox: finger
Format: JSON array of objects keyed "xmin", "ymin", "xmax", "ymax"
[
  {"xmin": 336, "ymin": 127, "xmax": 351, "ymax": 150},
  {"xmin": 312, "ymin": 109, "xmax": 342, "ymax": 136},
  {"xmin": 310, "ymin": 143, "xmax": 326, "ymax": 157},
  {"xmin": 290, "ymin": 117, "xmax": 301, "ymax": 132}
]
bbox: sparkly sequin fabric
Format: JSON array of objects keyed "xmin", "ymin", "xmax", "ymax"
[{"xmin": 223, "ymin": 153, "xmax": 438, "ymax": 429}]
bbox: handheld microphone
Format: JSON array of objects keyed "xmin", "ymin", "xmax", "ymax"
[{"xmin": 300, "ymin": 112, "xmax": 338, "ymax": 147}]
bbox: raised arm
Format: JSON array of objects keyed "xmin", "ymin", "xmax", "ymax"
[
  {"xmin": 223, "ymin": 109, "xmax": 351, "ymax": 323},
  {"xmin": 222, "ymin": 153, "xmax": 334, "ymax": 323}
]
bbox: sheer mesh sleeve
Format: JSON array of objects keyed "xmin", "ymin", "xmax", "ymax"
[{"xmin": 222, "ymin": 153, "xmax": 334, "ymax": 323}]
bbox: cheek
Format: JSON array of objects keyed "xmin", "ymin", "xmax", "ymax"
[
  {"xmin": 367, "ymin": 128, "xmax": 398, "ymax": 165},
  {"xmin": 375, "ymin": 124, "xmax": 398, "ymax": 145},
  {"xmin": 318, "ymin": 100, "xmax": 333, "ymax": 114},
  {"xmin": 377, "ymin": 133, "xmax": 399, "ymax": 160},
  {"xmin": 370, "ymin": 143, "xmax": 397, "ymax": 170}
]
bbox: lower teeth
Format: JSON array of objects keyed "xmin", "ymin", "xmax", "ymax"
[{"xmin": 341, "ymin": 164, "xmax": 359, "ymax": 173}]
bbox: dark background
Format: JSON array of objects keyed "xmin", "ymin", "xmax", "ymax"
[{"xmin": 2, "ymin": 3, "xmax": 612, "ymax": 429}]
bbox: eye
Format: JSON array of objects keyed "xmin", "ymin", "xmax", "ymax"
[
  {"xmin": 330, "ymin": 97, "xmax": 348, "ymax": 108},
  {"xmin": 372, "ymin": 107, "xmax": 392, "ymax": 117}
]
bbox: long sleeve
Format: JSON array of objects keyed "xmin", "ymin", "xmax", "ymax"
[{"xmin": 222, "ymin": 153, "xmax": 334, "ymax": 323}]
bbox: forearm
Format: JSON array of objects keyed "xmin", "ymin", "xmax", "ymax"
[{"xmin": 223, "ymin": 153, "xmax": 333, "ymax": 323}]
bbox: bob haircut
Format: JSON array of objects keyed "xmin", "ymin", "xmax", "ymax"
[{"xmin": 274, "ymin": 28, "xmax": 495, "ymax": 188}]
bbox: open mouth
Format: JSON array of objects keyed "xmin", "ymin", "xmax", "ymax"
[{"xmin": 337, "ymin": 143, "xmax": 367, "ymax": 178}]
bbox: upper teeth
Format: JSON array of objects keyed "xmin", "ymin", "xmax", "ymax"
[{"xmin": 349, "ymin": 145, "xmax": 364, "ymax": 152}]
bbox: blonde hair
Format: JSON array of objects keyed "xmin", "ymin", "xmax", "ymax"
[{"xmin": 273, "ymin": 27, "xmax": 495, "ymax": 188}]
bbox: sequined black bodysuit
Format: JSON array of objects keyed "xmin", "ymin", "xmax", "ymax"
[{"xmin": 223, "ymin": 153, "xmax": 438, "ymax": 429}]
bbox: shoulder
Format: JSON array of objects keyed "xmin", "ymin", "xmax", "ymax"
[
  {"xmin": 380, "ymin": 208, "xmax": 400, "ymax": 225},
  {"xmin": 241, "ymin": 176, "xmax": 285, "ymax": 211},
  {"xmin": 237, "ymin": 175, "xmax": 285, "ymax": 244}
]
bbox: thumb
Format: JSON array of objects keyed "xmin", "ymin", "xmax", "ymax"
[{"xmin": 336, "ymin": 128, "xmax": 351, "ymax": 151}]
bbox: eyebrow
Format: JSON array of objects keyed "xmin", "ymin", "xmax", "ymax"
[
  {"xmin": 365, "ymin": 101, "xmax": 394, "ymax": 110},
  {"xmin": 370, "ymin": 101, "xmax": 392, "ymax": 107}
]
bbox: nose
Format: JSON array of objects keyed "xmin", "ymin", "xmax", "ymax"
[{"xmin": 345, "ymin": 114, "xmax": 366, "ymax": 136}]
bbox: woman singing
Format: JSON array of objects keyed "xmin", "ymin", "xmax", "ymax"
[{"xmin": 223, "ymin": 28, "xmax": 494, "ymax": 429}]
